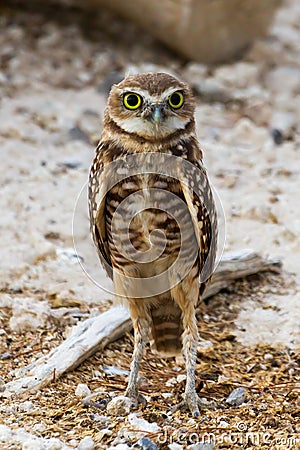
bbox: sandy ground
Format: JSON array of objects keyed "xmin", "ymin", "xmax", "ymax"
[{"xmin": 0, "ymin": 0, "xmax": 299, "ymax": 449}]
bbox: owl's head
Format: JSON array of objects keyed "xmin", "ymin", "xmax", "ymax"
[{"xmin": 106, "ymin": 72, "xmax": 195, "ymax": 140}]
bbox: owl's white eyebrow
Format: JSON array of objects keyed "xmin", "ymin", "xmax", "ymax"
[{"xmin": 118, "ymin": 87, "xmax": 150, "ymax": 97}]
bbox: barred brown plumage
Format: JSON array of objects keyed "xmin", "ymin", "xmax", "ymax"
[{"xmin": 88, "ymin": 72, "xmax": 218, "ymax": 416}]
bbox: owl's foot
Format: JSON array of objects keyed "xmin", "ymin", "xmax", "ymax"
[
  {"xmin": 169, "ymin": 392, "xmax": 217, "ymax": 418},
  {"xmin": 107, "ymin": 393, "xmax": 147, "ymax": 416}
]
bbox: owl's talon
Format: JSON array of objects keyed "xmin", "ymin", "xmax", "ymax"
[
  {"xmin": 170, "ymin": 394, "xmax": 216, "ymax": 416},
  {"xmin": 128, "ymin": 394, "xmax": 147, "ymax": 407}
]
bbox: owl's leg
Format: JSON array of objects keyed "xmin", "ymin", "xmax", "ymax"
[
  {"xmin": 170, "ymin": 307, "xmax": 217, "ymax": 416},
  {"xmin": 106, "ymin": 308, "xmax": 149, "ymax": 416},
  {"xmin": 124, "ymin": 313, "xmax": 150, "ymax": 406},
  {"xmin": 181, "ymin": 303, "xmax": 202, "ymax": 417}
]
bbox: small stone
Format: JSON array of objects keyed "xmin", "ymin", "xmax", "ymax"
[
  {"xmin": 169, "ymin": 444, "xmax": 184, "ymax": 450},
  {"xmin": 271, "ymin": 111, "xmax": 296, "ymax": 139},
  {"xmin": 19, "ymin": 401, "xmax": 35, "ymax": 413},
  {"xmin": 219, "ymin": 420, "xmax": 230, "ymax": 428},
  {"xmin": 128, "ymin": 413, "xmax": 160, "ymax": 433},
  {"xmin": 264, "ymin": 353, "xmax": 274, "ymax": 361},
  {"xmin": 271, "ymin": 128, "xmax": 283, "ymax": 145},
  {"xmin": 97, "ymin": 428, "xmax": 113, "ymax": 441},
  {"xmin": 75, "ymin": 383, "xmax": 91, "ymax": 399},
  {"xmin": 102, "ymin": 365, "xmax": 129, "ymax": 376},
  {"xmin": 133, "ymin": 437, "xmax": 159, "ymax": 450},
  {"xmin": 59, "ymin": 160, "xmax": 82, "ymax": 170},
  {"xmin": 197, "ymin": 340, "xmax": 214, "ymax": 353},
  {"xmin": 176, "ymin": 374, "xmax": 186, "ymax": 383},
  {"xmin": 187, "ymin": 418, "xmax": 196, "ymax": 425},
  {"xmin": 107, "ymin": 396, "xmax": 131, "ymax": 416},
  {"xmin": 22, "ymin": 440, "xmax": 44, "ymax": 450},
  {"xmin": 68, "ymin": 126, "xmax": 90, "ymax": 144},
  {"xmin": 77, "ymin": 436, "xmax": 94, "ymax": 450},
  {"xmin": 188, "ymin": 443, "xmax": 215, "ymax": 450},
  {"xmin": 193, "ymin": 77, "xmax": 232, "ymax": 103},
  {"xmin": 162, "ymin": 393, "xmax": 173, "ymax": 399},
  {"xmin": 225, "ymin": 387, "xmax": 246, "ymax": 406},
  {"xmin": 166, "ymin": 377, "xmax": 177, "ymax": 387},
  {"xmin": 90, "ymin": 413, "xmax": 111, "ymax": 424},
  {"xmin": 32, "ymin": 423, "xmax": 46, "ymax": 433}
]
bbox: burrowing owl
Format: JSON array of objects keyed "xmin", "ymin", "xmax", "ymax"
[{"xmin": 89, "ymin": 72, "xmax": 217, "ymax": 416}]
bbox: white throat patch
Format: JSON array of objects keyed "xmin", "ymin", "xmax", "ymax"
[{"xmin": 113, "ymin": 115, "xmax": 190, "ymax": 138}]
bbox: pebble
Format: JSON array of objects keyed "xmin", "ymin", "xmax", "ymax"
[
  {"xmin": 218, "ymin": 420, "xmax": 230, "ymax": 428},
  {"xmin": 22, "ymin": 440, "xmax": 44, "ymax": 450},
  {"xmin": 270, "ymin": 111, "xmax": 296, "ymax": 139},
  {"xmin": 75, "ymin": 384, "xmax": 91, "ymax": 399},
  {"xmin": 32, "ymin": 423, "xmax": 46, "ymax": 433},
  {"xmin": 128, "ymin": 413, "xmax": 160, "ymax": 433},
  {"xmin": 197, "ymin": 340, "xmax": 214, "ymax": 353},
  {"xmin": 264, "ymin": 353, "xmax": 274, "ymax": 361},
  {"xmin": 191, "ymin": 78, "xmax": 232, "ymax": 104},
  {"xmin": 188, "ymin": 444, "xmax": 215, "ymax": 450},
  {"xmin": 96, "ymin": 428, "xmax": 113, "ymax": 440},
  {"xmin": 162, "ymin": 393, "xmax": 173, "ymax": 399},
  {"xmin": 169, "ymin": 444, "xmax": 184, "ymax": 450},
  {"xmin": 101, "ymin": 365, "xmax": 129, "ymax": 376},
  {"xmin": 225, "ymin": 387, "xmax": 246, "ymax": 406},
  {"xmin": 133, "ymin": 437, "xmax": 159, "ymax": 450},
  {"xmin": 68, "ymin": 126, "xmax": 91, "ymax": 144},
  {"xmin": 107, "ymin": 396, "xmax": 132, "ymax": 416},
  {"xmin": 271, "ymin": 128, "xmax": 284, "ymax": 145},
  {"xmin": 166, "ymin": 377, "xmax": 177, "ymax": 387},
  {"xmin": 176, "ymin": 374, "xmax": 187, "ymax": 383},
  {"xmin": 19, "ymin": 401, "xmax": 35, "ymax": 413},
  {"xmin": 77, "ymin": 436, "xmax": 94, "ymax": 450}
]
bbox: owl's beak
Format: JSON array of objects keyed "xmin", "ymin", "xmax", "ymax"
[{"xmin": 152, "ymin": 104, "xmax": 164, "ymax": 125}]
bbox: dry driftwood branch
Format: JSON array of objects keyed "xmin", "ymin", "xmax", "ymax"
[{"xmin": 3, "ymin": 249, "xmax": 281, "ymax": 396}]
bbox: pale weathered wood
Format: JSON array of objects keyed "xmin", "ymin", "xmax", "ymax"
[{"xmin": 2, "ymin": 250, "xmax": 281, "ymax": 396}]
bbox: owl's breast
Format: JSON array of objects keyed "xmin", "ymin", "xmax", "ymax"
[{"xmin": 105, "ymin": 174, "xmax": 198, "ymax": 274}]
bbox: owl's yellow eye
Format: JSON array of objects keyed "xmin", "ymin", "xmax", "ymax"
[
  {"xmin": 123, "ymin": 93, "xmax": 142, "ymax": 110},
  {"xmin": 168, "ymin": 91, "xmax": 184, "ymax": 109}
]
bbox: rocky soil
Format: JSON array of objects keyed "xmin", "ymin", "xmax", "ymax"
[{"xmin": 0, "ymin": 0, "xmax": 299, "ymax": 449}]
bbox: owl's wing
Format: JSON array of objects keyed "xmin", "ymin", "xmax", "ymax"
[
  {"xmin": 88, "ymin": 142, "xmax": 113, "ymax": 279},
  {"xmin": 179, "ymin": 158, "xmax": 217, "ymax": 284}
]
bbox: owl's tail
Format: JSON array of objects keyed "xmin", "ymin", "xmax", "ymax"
[{"xmin": 150, "ymin": 299, "xmax": 183, "ymax": 357}]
